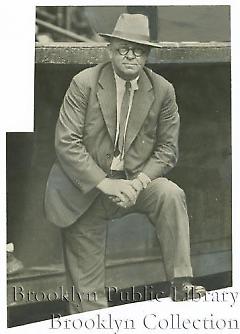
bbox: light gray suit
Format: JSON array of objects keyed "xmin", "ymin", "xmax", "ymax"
[{"xmin": 45, "ymin": 62, "xmax": 193, "ymax": 313}]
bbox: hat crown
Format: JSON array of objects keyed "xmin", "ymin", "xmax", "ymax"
[
  {"xmin": 112, "ymin": 13, "xmax": 150, "ymax": 42},
  {"xmin": 100, "ymin": 13, "xmax": 161, "ymax": 48}
]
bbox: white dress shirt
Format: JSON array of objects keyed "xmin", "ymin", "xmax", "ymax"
[{"xmin": 111, "ymin": 73, "xmax": 139, "ymax": 171}]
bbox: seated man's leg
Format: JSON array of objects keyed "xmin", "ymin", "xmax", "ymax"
[
  {"xmin": 135, "ymin": 177, "xmax": 206, "ymax": 301},
  {"xmin": 135, "ymin": 177, "xmax": 193, "ymax": 281},
  {"xmin": 61, "ymin": 195, "xmax": 110, "ymax": 314}
]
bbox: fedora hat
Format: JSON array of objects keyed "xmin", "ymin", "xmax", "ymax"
[{"xmin": 100, "ymin": 13, "xmax": 161, "ymax": 48}]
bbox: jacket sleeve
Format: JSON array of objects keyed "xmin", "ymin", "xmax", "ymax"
[
  {"xmin": 142, "ymin": 83, "xmax": 180, "ymax": 180},
  {"xmin": 55, "ymin": 76, "xmax": 107, "ymax": 194}
]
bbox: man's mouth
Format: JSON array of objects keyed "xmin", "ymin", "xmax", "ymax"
[{"xmin": 123, "ymin": 63, "xmax": 137, "ymax": 67}]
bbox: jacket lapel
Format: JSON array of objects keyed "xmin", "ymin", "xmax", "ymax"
[
  {"xmin": 124, "ymin": 69, "xmax": 154, "ymax": 153},
  {"xmin": 96, "ymin": 63, "xmax": 117, "ymax": 144}
]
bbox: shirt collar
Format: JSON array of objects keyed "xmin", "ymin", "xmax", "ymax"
[{"xmin": 113, "ymin": 70, "xmax": 139, "ymax": 91}]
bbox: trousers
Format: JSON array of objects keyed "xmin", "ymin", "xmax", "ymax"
[{"xmin": 61, "ymin": 177, "xmax": 193, "ymax": 313}]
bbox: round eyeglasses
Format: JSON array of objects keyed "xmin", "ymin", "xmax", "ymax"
[{"xmin": 117, "ymin": 46, "xmax": 147, "ymax": 57}]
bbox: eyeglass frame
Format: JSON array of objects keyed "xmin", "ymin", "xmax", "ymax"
[{"xmin": 116, "ymin": 46, "xmax": 148, "ymax": 57}]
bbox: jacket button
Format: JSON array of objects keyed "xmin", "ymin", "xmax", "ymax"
[{"xmin": 106, "ymin": 153, "xmax": 111, "ymax": 159}]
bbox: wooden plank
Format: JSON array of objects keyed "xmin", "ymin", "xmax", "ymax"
[{"xmin": 35, "ymin": 42, "xmax": 231, "ymax": 65}]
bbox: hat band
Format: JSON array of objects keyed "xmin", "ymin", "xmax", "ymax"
[{"xmin": 113, "ymin": 30, "xmax": 150, "ymax": 42}]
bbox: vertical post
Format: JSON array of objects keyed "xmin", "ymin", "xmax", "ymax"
[
  {"xmin": 56, "ymin": 6, "xmax": 64, "ymax": 27},
  {"xmin": 65, "ymin": 7, "xmax": 72, "ymax": 30}
]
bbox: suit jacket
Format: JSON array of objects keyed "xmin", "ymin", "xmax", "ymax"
[{"xmin": 44, "ymin": 62, "xmax": 180, "ymax": 227}]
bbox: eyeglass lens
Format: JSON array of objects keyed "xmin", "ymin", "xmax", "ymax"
[{"xmin": 118, "ymin": 47, "xmax": 145, "ymax": 57}]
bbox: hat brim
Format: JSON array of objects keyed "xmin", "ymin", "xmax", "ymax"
[{"xmin": 99, "ymin": 33, "xmax": 162, "ymax": 48}]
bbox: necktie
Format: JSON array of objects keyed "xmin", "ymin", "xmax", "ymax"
[{"xmin": 115, "ymin": 81, "xmax": 131, "ymax": 158}]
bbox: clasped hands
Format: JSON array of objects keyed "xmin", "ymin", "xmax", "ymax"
[{"xmin": 96, "ymin": 177, "xmax": 148, "ymax": 208}]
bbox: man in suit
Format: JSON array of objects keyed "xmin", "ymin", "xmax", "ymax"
[{"xmin": 45, "ymin": 13, "xmax": 206, "ymax": 313}]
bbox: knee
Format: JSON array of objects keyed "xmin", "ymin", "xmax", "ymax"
[{"xmin": 150, "ymin": 178, "xmax": 185, "ymax": 201}]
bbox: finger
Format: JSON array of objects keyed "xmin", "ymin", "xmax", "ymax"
[
  {"xmin": 116, "ymin": 201, "xmax": 127, "ymax": 208},
  {"xmin": 117, "ymin": 192, "xmax": 127, "ymax": 203},
  {"xmin": 117, "ymin": 200, "xmax": 133, "ymax": 208},
  {"xmin": 131, "ymin": 180, "xmax": 142, "ymax": 192},
  {"xmin": 111, "ymin": 197, "xmax": 121, "ymax": 203},
  {"xmin": 116, "ymin": 193, "xmax": 132, "ymax": 207},
  {"xmin": 142, "ymin": 180, "xmax": 149, "ymax": 189},
  {"xmin": 108, "ymin": 195, "xmax": 119, "ymax": 200},
  {"xmin": 121, "ymin": 185, "xmax": 137, "ymax": 203},
  {"xmin": 120, "ymin": 191, "xmax": 136, "ymax": 204}
]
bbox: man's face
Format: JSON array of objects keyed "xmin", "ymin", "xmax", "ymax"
[{"xmin": 108, "ymin": 39, "xmax": 150, "ymax": 80}]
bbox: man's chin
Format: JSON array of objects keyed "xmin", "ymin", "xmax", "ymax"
[{"xmin": 120, "ymin": 68, "xmax": 140, "ymax": 80}]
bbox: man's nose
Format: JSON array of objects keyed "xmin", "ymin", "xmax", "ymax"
[{"xmin": 126, "ymin": 49, "xmax": 136, "ymax": 59}]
